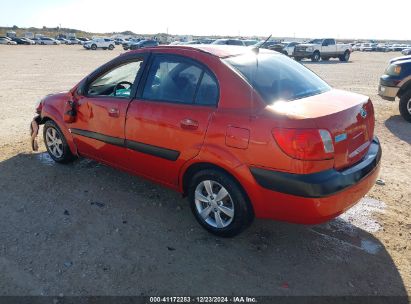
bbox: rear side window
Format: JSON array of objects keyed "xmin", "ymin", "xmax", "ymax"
[
  {"xmin": 142, "ymin": 56, "xmax": 219, "ymax": 106},
  {"xmin": 224, "ymin": 53, "xmax": 330, "ymax": 103},
  {"xmin": 195, "ymin": 72, "xmax": 219, "ymax": 105}
]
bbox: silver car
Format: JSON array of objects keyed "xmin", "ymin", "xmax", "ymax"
[{"xmin": 0, "ymin": 37, "xmax": 17, "ymax": 45}]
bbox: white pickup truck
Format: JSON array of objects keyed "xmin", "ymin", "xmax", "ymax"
[{"xmin": 293, "ymin": 38, "xmax": 352, "ymax": 62}]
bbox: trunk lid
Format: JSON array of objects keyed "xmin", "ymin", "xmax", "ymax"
[{"xmin": 268, "ymin": 89, "xmax": 374, "ymax": 170}]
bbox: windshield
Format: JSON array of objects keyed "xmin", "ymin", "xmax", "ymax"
[{"xmin": 224, "ymin": 53, "xmax": 331, "ymax": 104}]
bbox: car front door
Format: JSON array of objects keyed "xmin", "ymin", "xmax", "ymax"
[
  {"xmin": 322, "ymin": 39, "xmax": 335, "ymax": 54},
  {"xmin": 124, "ymin": 54, "xmax": 219, "ymax": 187},
  {"xmin": 70, "ymin": 53, "xmax": 147, "ymax": 167}
]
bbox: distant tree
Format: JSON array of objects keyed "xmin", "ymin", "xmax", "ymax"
[
  {"xmin": 43, "ymin": 26, "xmax": 46, "ymax": 30},
  {"xmin": 12, "ymin": 25, "xmax": 18, "ymax": 30}
]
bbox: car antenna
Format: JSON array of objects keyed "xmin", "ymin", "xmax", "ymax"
[{"xmin": 252, "ymin": 34, "xmax": 272, "ymax": 54}]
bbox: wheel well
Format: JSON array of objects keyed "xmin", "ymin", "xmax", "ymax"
[
  {"xmin": 398, "ymin": 81, "xmax": 411, "ymax": 98},
  {"xmin": 40, "ymin": 116, "xmax": 51, "ymax": 124},
  {"xmin": 182, "ymin": 162, "xmax": 255, "ymax": 217}
]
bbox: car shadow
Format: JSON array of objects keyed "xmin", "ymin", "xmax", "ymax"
[
  {"xmin": 385, "ymin": 115, "xmax": 411, "ymax": 144},
  {"xmin": 0, "ymin": 152, "xmax": 408, "ymax": 299}
]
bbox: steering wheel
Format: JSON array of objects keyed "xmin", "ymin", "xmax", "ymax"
[{"xmin": 113, "ymin": 81, "xmax": 133, "ymax": 96}]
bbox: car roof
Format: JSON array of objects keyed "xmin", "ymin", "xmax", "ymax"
[{"xmin": 129, "ymin": 45, "xmax": 271, "ymax": 58}]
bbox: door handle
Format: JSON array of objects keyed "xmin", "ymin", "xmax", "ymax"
[
  {"xmin": 108, "ymin": 107, "xmax": 119, "ymax": 117},
  {"xmin": 180, "ymin": 118, "xmax": 199, "ymax": 130}
]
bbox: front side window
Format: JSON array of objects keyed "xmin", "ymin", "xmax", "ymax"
[
  {"xmin": 224, "ymin": 52, "xmax": 331, "ymax": 104},
  {"xmin": 142, "ymin": 56, "xmax": 218, "ymax": 105},
  {"xmin": 87, "ymin": 60, "xmax": 143, "ymax": 98}
]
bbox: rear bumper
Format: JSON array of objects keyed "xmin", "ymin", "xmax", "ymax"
[
  {"xmin": 378, "ymin": 85, "xmax": 399, "ymax": 101},
  {"xmin": 250, "ymin": 138, "xmax": 381, "ymax": 198},
  {"xmin": 247, "ymin": 137, "xmax": 382, "ymax": 224}
]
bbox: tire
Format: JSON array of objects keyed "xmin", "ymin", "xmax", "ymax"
[
  {"xmin": 188, "ymin": 169, "xmax": 253, "ymax": 237},
  {"xmin": 91, "ymin": 44, "xmax": 97, "ymax": 50},
  {"xmin": 41, "ymin": 42, "xmax": 44, "ymax": 45},
  {"xmin": 312, "ymin": 51, "xmax": 320, "ymax": 62},
  {"xmin": 321, "ymin": 57, "xmax": 330, "ymax": 61},
  {"xmin": 108, "ymin": 44, "xmax": 114, "ymax": 50},
  {"xmin": 399, "ymin": 90, "xmax": 411, "ymax": 122},
  {"xmin": 294, "ymin": 57, "xmax": 302, "ymax": 61},
  {"xmin": 7, "ymin": 42, "xmax": 11, "ymax": 45},
  {"xmin": 43, "ymin": 120, "xmax": 76, "ymax": 163},
  {"xmin": 339, "ymin": 50, "xmax": 350, "ymax": 62}
]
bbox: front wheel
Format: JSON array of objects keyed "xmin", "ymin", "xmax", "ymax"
[
  {"xmin": 108, "ymin": 44, "xmax": 114, "ymax": 50},
  {"xmin": 43, "ymin": 120, "xmax": 76, "ymax": 163},
  {"xmin": 311, "ymin": 51, "xmax": 320, "ymax": 62},
  {"xmin": 188, "ymin": 169, "xmax": 253, "ymax": 237},
  {"xmin": 91, "ymin": 44, "xmax": 97, "ymax": 50},
  {"xmin": 399, "ymin": 90, "xmax": 411, "ymax": 122}
]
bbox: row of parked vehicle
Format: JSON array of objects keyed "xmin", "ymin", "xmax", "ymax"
[
  {"xmin": 352, "ymin": 43, "xmax": 411, "ymax": 52},
  {"xmin": 180, "ymin": 38, "xmax": 352, "ymax": 62},
  {"xmin": 0, "ymin": 35, "xmax": 91, "ymax": 45}
]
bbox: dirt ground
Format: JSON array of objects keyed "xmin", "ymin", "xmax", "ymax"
[{"xmin": 0, "ymin": 45, "xmax": 410, "ymax": 297}]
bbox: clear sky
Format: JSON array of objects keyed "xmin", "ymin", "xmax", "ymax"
[{"xmin": 2, "ymin": 0, "xmax": 410, "ymax": 40}]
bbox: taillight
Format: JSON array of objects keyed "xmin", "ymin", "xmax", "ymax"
[{"xmin": 272, "ymin": 128, "xmax": 334, "ymax": 160}]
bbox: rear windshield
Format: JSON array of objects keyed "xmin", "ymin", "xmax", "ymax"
[{"xmin": 224, "ymin": 53, "xmax": 331, "ymax": 103}]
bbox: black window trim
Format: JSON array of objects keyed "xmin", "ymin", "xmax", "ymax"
[
  {"xmin": 79, "ymin": 52, "xmax": 150, "ymax": 101},
  {"xmin": 136, "ymin": 53, "xmax": 220, "ymax": 108}
]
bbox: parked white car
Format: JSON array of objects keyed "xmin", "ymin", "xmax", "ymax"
[
  {"xmin": 0, "ymin": 37, "xmax": 17, "ymax": 45},
  {"xmin": 37, "ymin": 37, "xmax": 60, "ymax": 45},
  {"xmin": 282, "ymin": 41, "xmax": 300, "ymax": 56},
  {"xmin": 83, "ymin": 38, "xmax": 115, "ymax": 50},
  {"xmin": 359, "ymin": 43, "xmax": 373, "ymax": 52}
]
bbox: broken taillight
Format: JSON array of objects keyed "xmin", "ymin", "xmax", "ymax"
[{"xmin": 272, "ymin": 128, "xmax": 334, "ymax": 161}]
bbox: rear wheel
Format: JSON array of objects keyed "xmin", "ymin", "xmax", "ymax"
[
  {"xmin": 311, "ymin": 51, "xmax": 320, "ymax": 62},
  {"xmin": 43, "ymin": 120, "xmax": 76, "ymax": 163},
  {"xmin": 188, "ymin": 169, "xmax": 253, "ymax": 237},
  {"xmin": 339, "ymin": 50, "xmax": 350, "ymax": 62},
  {"xmin": 108, "ymin": 44, "xmax": 114, "ymax": 50},
  {"xmin": 91, "ymin": 44, "xmax": 97, "ymax": 50},
  {"xmin": 399, "ymin": 90, "xmax": 411, "ymax": 122}
]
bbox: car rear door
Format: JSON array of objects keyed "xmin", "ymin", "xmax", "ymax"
[
  {"xmin": 124, "ymin": 53, "xmax": 219, "ymax": 187},
  {"xmin": 69, "ymin": 53, "xmax": 148, "ymax": 167}
]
